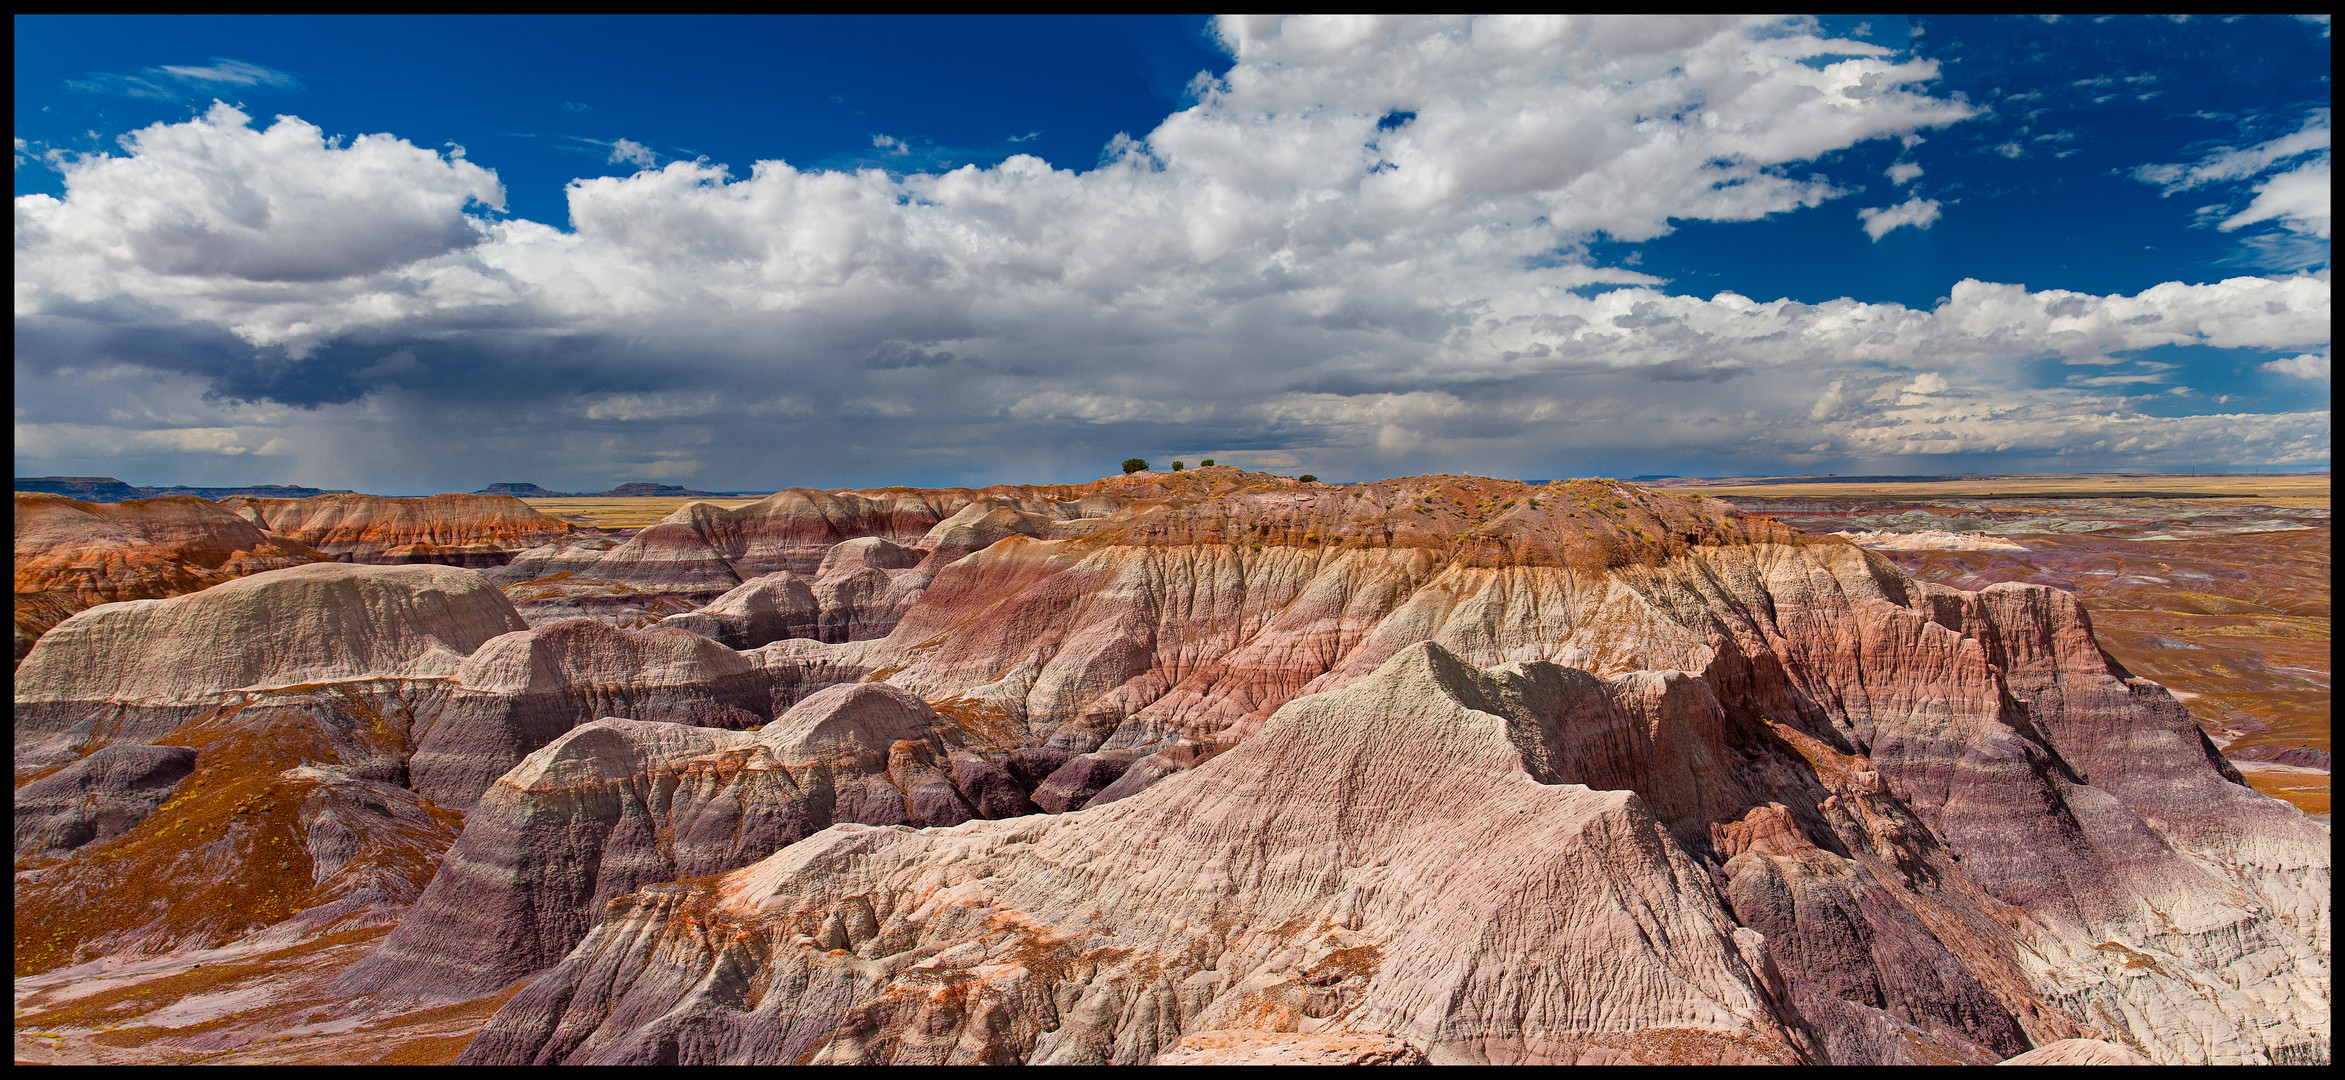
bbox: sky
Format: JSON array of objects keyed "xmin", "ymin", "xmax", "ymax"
[{"xmin": 13, "ymin": 15, "xmax": 2332, "ymax": 493}]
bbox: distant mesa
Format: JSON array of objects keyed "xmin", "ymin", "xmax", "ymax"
[
  {"xmin": 15, "ymin": 477, "xmax": 769, "ymax": 504},
  {"xmin": 475, "ymin": 482, "xmax": 581, "ymax": 498},
  {"xmin": 13, "ymin": 476, "xmax": 144, "ymax": 501},
  {"xmin": 599, "ymin": 482, "xmax": 739, "ymax": 498},
  {"xmin": 474, "ymin": 481, "xmax": 765, "ymax": 498},
  {"xmin": 14, "ymin": 477, "xmax": 357, "ymax": 503}
]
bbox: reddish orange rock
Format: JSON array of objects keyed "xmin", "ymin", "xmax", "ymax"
[
  {"xmin": 13, "ymin": 492, "xmax": 328, "ymax": 664},
  {"xmin": 224, "ymin": 492, "xmax": 587, "ymax": 567}
]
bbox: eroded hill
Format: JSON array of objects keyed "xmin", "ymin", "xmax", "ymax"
[{"xmin": 12, "ymin": 470, "xmax": 2331, "ymax": 1065}]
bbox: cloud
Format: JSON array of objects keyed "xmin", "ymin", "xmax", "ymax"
[
  {"xmin": 2219, "ymin": 157, "xmax": 2330, "ymax": 239},
  {"xmin": 577, "ymin": 391, "xmax": 723, "ymax": 420},
  {"xmin": 157, "ymin": 59, "xmax": 301, "ymax": 89},
  {"xmin": 13, "ymin": 17, "xmax": 2332, "ymax": 490},
  {"xmin": 607, "ymin": 138, "xmax": 657, "ymax": 169},
  {"xmin": 16, "ymin": 103, "xmax": 502, "ymax": 293},
  {"xmin": 2262, "ymin": 351, "xmax": 2329, "ymax": 380},
  {"xmin": 2134, "ymin": 108, "xmax": 2331, "ymax": 249},
  {"xmin": 2133, "ymin": 109, "xmax": 2330, "ymax": 193},
  {"xmin": 1858, "ymin": 197, "xmax": 1942, "ymax": 240},
  {"xmin": 67, "ymin": 58, "xmax": 300, "ymax": 100},
  {"xmin": 1886, "ymin": 162, "xmax": 1923, "ymax": 184}
]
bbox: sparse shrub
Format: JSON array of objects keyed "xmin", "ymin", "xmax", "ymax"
[
  {"xmin": 1299, "ymin": 474, "xmax": 1318, "ymax": 483},
  {"xmin": 1201, "ymin": 459, "xmax": 1215, "ymax": 467},
  {"xmin": 1172, "ymin": 461, "xmax": 1185, "ymax": 471},
  {"xmin": 1122, "ymin": 459, "xmax": 1149, "ymax": 474}
]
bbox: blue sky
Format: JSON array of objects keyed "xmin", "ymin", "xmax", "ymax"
[{"xmin": 13, "ymin": 15, "xmax": 2331, "ymax": 491}]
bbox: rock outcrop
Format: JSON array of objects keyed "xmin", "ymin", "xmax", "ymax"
[
  {"xmin": 409, "ymin": 619, "xmax": 782, "ymax": 812},
  {"xmin": 450, "ymin": 472, "xmax": 2327, "ymax": 1064},
  {"xmin": 654, "ymin": 537, "xmax": 929, "ymax": 648},
  {"xmin": 14, "ymin": 492, "xmax": 328, "ymax": 663},
  {"xmin": 13, "ymin": 744, "xmax": 199, "ymax": 860},
  {"xmin": 458, "ymin": 644, "xmax": 1810, "ymax": 1065},
  {"xmin": 14, "ymin": 469, "xmax": 2328, "ymax": 1064},
  {"xmin": 13, "ymin": 687, "xmax": 463, "ymax": 976},
  {"xmin": 491, "ymin": 486, "xmax": 1122, "ymax": 626},
  {"xmin": 224, "ymin": 492, "xmax": 585, "ymax": 567},
  {"xmin": 341, "ymin": 683, "xmax": 1029, "ymax": 1000},
  {"xmin": 15, "ymin": 562, "xmax": 528, "ymax": 776}
]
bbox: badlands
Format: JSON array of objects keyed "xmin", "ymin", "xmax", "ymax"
[{"xmin": 12, "ymin": 468, "xmax": 2330, "ymax": 1064}]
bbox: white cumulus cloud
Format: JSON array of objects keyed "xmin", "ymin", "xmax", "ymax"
[
  {"xmin": 1857, "ymin": 196, "xmax": 1942, "ymax": 240},
  {"xmin": 2262, "ymin": 351, "xmax": 2330, "ymax": 380},
  {"xmin": 10, "ymin": 17, "xmax": 2331, "ymax": 490}
]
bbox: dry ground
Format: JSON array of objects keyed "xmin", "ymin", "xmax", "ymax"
[{"xmin": 520, "ymin": 495, "xmax": 775, "ymax": 529}]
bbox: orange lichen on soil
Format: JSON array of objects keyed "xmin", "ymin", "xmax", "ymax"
[{"xmin": 12, "ymin": 688, "xmax": 462, "ymax": 977}]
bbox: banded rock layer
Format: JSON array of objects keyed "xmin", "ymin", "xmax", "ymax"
[
  {"xmin": 488, "ymin": 483, "xmax": 1134, "ymax": 626},
  {"xmin": 14, "ymin": 687, "xmax": 463, "ymax": 975},
  {"xmin": 341, "ymin": 682, "xmax": 1033, "ymax": 1001},
  {"xmin": 14, "ymin": 562, "xmax": 527, "ymax": 775},
  {"xmin": 13, "ymin": 492, "xmax": 328, "ymax": 664},
  {"xmin": 13, "ymin": 470, "xmax": 2328, "ymax": 1064},
  {"xmin": 460, "ymin": 644, "xmax": 1809, "ymax": 1066},
  {"xmin": 226, "ymin": 492, "xmax": 586, "ymax": 567},
  {"xmin": 450, "ymin": 474, "xmax": 2327, "ymax": 1064}
]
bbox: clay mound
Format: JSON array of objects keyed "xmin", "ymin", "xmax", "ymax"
[
  {"xmin": 14, "ymin": 491, "xmax": 329, "ymax": 663},
  {"xmin": 658, "ymin": 571, "xmax": 820, "ymax": 648},
  {"xmin": 490, "ymin": 486, "xmax": 1123, "ymax": 618},
  {"xmin": 14, "ymin": 470, "xmax": 2329, "ymax": 1064},
  {"xmin": 462, "ymin": 476, "xmax": 2326, "ymax": 1064},
  {"xmin": 13, "ymin": 744, "xmax": 198, "ymax": 860},
  {"xmin": 459, "ymin": 643, "xmax": 1802, "ymax": 1065},
  {"xmin": 12, "ymin": 688, "xmax": 462, "ymax": 977},
  {"xmin": 15, "ymin": 563, "xmax": 527, "ymax": 773},
  {"xmin": 225, "ymin": 492, "xmax": 584, "ymax": 567},
  {"xmin": 410, "ymin": 618, "xmax": 780, "ymax": 811},
  {"xmin": 1075, "ymin": 473, "xmax": 1789, "ymax": 570},
  {"xmin": 344, "ymin": 683, "xmax": 1026, "ymax": 1001}
]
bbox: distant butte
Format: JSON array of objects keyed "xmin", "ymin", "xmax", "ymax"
[
  {"xmin": 13, "ymin": 476, "xmax": 357, "ymax": 502},
  {"xmin": 475, "ymin": 481, "xmax": 771, "ymax": 498}
]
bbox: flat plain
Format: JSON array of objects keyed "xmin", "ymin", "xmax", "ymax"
[{"xmin": 518, "ymin": 495, "xmax": 775, "ymax": 529}]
